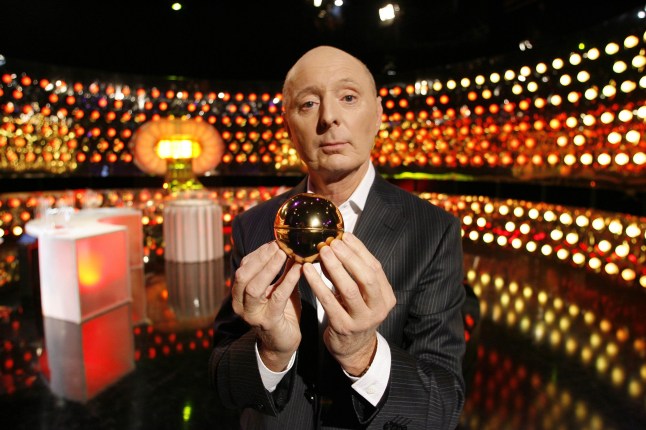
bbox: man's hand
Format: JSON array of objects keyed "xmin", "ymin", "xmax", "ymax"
[
  {"xmin": 303, "ymin": 232, "xmax": 396, "ymax": 376},
  {"xmin": 231, "ymin": 241, "xmax": 303, "ymax": 371}
]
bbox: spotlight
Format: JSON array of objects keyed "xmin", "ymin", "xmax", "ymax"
[
  {"xmin": 379, "ymin": 3, "xmax": 399, "ymax": 22},
  {"xmin": 519, "ymin": 40, "xmax": 533, "ymax": 51}
]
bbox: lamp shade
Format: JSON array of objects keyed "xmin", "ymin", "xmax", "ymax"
[{"xmin": 130, "ymin": 118, "xmax": 224, "ymax": 175}]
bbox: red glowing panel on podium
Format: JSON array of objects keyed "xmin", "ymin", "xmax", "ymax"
[
  {"xmin": 77, "ymin": 252, "xmax": 103, "ymax": 288},
  {"xmin": 75, "ymin": 230, "xmax": 129, "ymax": 314},
  {"xmin": 38, "ymin": 225, "xmax": 130, "ymax": 323}
]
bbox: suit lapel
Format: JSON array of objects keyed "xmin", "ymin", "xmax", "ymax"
[{"xmin": 353, "ymin": 175, "xmax": 407, "ymax": 269}]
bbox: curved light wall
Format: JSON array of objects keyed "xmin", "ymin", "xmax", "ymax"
[{"xmin": 0, "ymin": 27, "xmax": 643, "ymax": 182}]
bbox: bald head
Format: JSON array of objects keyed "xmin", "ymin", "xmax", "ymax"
[{"xmin": 282, "ymin": 46, "xmax": 377, "ymax": 110}]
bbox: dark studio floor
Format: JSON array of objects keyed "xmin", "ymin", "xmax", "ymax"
[{"xmin": 1, "ymin": 241, "xmax": 645, "ymax": 430}]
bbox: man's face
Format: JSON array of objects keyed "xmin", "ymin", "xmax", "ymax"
[{"xmin": 283, "ymin": 47, "xmax": 382, "ymax": 180}]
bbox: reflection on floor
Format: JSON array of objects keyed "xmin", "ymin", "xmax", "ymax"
[{"xmin": 1, "ymin": 243, "xmax": 645, "ymax": 430}]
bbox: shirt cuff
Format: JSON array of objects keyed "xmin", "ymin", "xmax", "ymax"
[
  {"xmin": 255, "ymin": 342, "xmax": 296, "ymax": 393},
  {"xmin": 345, "ymin": 332, "xmax": 391, "ymax": 406}
]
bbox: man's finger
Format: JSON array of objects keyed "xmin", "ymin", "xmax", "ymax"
[
  {"xmin": 232, "ymin": 242, "xmax": 286, "ymax": 309},
  {"xmin": 318, "ymin": 245, "xmax": 367, "ymax": 310},
  {"xmin": 303, "ymin": 263, "xmax": 350, "ymax": 326},
  {"xmin": 327, "ymin": 237, "xmax": 385, "ymax": 306},
  {"xmin": 267, "ymin": 261, "xmax": 302, "ymax": 311}
]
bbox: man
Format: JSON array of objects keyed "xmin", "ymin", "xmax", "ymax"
[{"xmin": 209, "ymin": 46, "xmax": 466, "ymax": 429}]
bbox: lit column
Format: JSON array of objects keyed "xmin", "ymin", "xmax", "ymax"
[{"xmin": 163, "ymin": 199, "xmax": 223, "ymax": 263}]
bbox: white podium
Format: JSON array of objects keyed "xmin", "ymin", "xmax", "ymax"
[
  {"xmin": 25, "ymin": 208, "xmax": 142, "ymax": 402},
  {"xmin": 163, "ymin": 199, "xmax": 223, "ymax": 262},
  {"xmin": 26, "ymin": 208, "xmax": 146, "ymax": 324}
]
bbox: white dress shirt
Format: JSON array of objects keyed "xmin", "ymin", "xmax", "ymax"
[{"xmin": 256, "ymin": 163, "xmax": 391, "ymax": 406}]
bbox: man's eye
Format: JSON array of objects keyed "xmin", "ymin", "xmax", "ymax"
[
  {"xmin": 342, "ymin": 95, "xmax": 357, "ymax": 102},
  {"xmin": 300, "ymin": 101, "xmax": 316, "ymax": 109}
]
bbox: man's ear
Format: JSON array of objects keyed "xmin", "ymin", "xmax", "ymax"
[
  {"xmin": 282, "ymin": 111, "xmax": 292, "ymax": 137},
  {"xmin": 375, "ymin": 96, "xmax": 383, "ymax": 134}
]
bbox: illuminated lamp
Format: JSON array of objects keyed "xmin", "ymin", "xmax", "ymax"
[
  {"xmin": 605, "ymin": 42, "xmax": 620, "ymax": 55},
  {"xmin": 608, "ymin": 219, "xmax": 623, "ymax": 235},
  {"xmin": 500, "ymin": 152, "xmax": 513, "ymax": 166},
  {"xmin": 618, "ymin": 110, "xmax": 633, "ymax": 122},
  {"xmin": 598, "ymin": 153, "xmax": 612, "ymax": 166},
  {"xmin": 577, "ymin": 71, "xmax": 590, "ymax": 82},
  {"xmin": 621, "ymin": 81, "xmax": 637, "ymax": 93},
  {"xmin": 560, "ymin": 74, "xmax": 572, "ymax": 86},
  {"xmin": 633, "ymin": 55, "xmax": 646, "ymax": 68},
  {"xmin": 569, "ymin": 53, "xmax": 582, "ymax": 65},
  {"xmin": 615, "ymin": 153, "xmax": 630, "ymax": 166},
  {"xmin": 584, "ymin": 87, "xmax": 598, "ymax": 100},
  {"xmin": 608, "ymin": 131, "xmax": 622, "ymax": 144},
  {"xmin": 585, "ymin": 48, "xmax": 601, "ymax": 61},
  {"xmin": 615, "ymin": 243, "xmax": 630, "ymax": 258},
  {"xmin": 621, "ymin": 269, "xmax": 636, "ymax": 282},
  {"xmin": 130, "ymin": 118, "xmax": 224, "ymax": 193},
  {"xmin": 624, "ymin": 35, "xmax": 639, "ymax": 48},
  {"xmin": 567, "ymin": 92, "xmax": 580, "ymax": 103},
  {"xmin": 613, "ymin": 61, "xmax": 628, "ymax": 73}
]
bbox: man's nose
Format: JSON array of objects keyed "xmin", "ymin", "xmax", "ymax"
[{"xmin": 318, "ymin": 98, "xmax": 340, "ymax": 129}]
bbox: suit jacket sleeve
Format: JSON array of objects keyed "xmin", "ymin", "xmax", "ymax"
[
  {"xmin": 208, "ymin": 186, "xmax": 307, "ymax": 419},
  {"xmin": 208, "ymin": 208, "xmax": 290, "ymax": 417}
]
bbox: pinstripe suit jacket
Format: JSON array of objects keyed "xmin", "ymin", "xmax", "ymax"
[{"xmin": 209, "ymin": 173, "xmax": 466, "ymax": 430}]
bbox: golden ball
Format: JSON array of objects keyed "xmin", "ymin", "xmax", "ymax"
[{"xmin": 274, "ymin": 193, "xmax": 344, "ymax": 263}]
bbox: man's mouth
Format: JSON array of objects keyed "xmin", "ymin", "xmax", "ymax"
[{"xmin": 320, "ymin": 141, "xmax": 347, "ymax": 150}]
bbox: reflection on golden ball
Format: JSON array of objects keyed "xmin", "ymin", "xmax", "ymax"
[{"xmin": 274, "ymin": 193, "xmax": 344, "ymax": 263}]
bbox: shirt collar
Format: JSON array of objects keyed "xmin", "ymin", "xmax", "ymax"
[{"xmin": 307, "ymin": 163, "xmax": 375, "ymax": 212}]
